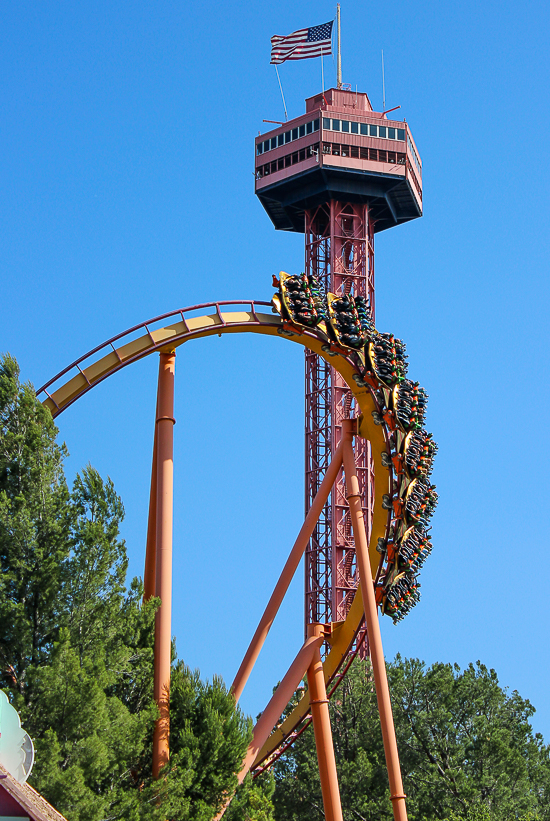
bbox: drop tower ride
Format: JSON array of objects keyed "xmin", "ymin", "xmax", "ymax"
[{"xmin": 255, "ymin": 85, "xmax": 422, "ymax": 637}]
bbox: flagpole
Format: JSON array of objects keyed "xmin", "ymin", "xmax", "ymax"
[
  {"xmin": 336, "ymin": 3, "xmax": 342, "ymax": 88},
  {"xmin": 381, "ymin": 50, "xmax": 386, "ymax": 111},
  {"xmin": 321, "ymin": 54, "xmax": 325, "ymax": 93},
  {"xmin": 275, "ymin": 65, "xmax": 288, "ymax": 122}
]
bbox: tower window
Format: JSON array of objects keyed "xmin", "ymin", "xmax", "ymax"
[
  {"xmin": 332, "ymin": 143, "xmax": 341, "ymax": 155},
  {"xmin": 360, "ymin": 147, "xmax": 368, "ymax": 159},
  {"xmin": 269, "ymin": 118, "xmax": 413, "ymax": 146},
  {"xmin": 257, "ymin": 143, "xmax": 263, "ymax": 155},
  {"xmin": 379, "ymin": 149, "xmax": 387, "ymax": 162},
  {"xmin": 256, "ymin": 141, "xmax": 337, "ymax": 182},
  {"xmin": 351, "ymin": 146, "xmax": 359, "ymax": 158}
]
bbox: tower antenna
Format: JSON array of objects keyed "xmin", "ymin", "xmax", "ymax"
[
  {"xmin": 381, "ymin": 49, "xmax": 386, "ymax": 111},
  {"xmin": 336, "ymin": 4, "xmax": 342, "ymax": 88}
]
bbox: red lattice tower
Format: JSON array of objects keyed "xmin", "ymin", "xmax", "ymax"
[
  {"xmin": 254, "ymin": 86, "xmax": 422, "ymax": 637},
  {"xmin": 304, "ymin": 201, "xmax": 375, "ymax": 632}
]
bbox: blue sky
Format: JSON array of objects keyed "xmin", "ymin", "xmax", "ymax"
[{"xmin": 2, "ymin": 0, "xmax": 550, "ymax": 741}]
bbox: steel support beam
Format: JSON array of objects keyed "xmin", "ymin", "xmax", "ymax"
[
  {"xmin": 342, "ymin": 420, "xmax": 408, "ymax": 821},
  {"xmin": 307, "ymin": 623, "xmax": 344, "ymax": 821},
  {"xmin": 236, "ymin": 635, "xmax": 324, "ymax": 788},
  {"xmin": 144, "ymin": 401, "xmax": 158, "ymax": 603},
  {"xmin": 152, "ymin": 351, "xmax": 176, "ymax": 779},
  {"xmin": 232, "ymin": 439, "xmax": 345, "ymax": 703}
]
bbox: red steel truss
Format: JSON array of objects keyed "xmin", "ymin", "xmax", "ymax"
[{"xmin": 304, "ymin": 201, "xmax": 375, "ymax": 632}]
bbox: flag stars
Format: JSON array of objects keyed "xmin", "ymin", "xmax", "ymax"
[{"xmin": 270, "ymin": 21, "xmax": 333, "ymax": 64}]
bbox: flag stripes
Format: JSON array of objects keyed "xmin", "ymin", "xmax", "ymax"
[{"xmin": 270, "ymin": 22, "xmax": 333, "ymax": 65}]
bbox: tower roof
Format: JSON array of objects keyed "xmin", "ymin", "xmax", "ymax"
[{"xmin": 255, "ymin": 88, "xmax": 422, "ymax": 233}]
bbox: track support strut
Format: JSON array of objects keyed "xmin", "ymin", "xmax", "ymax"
[
  {"xmin": 307, "ymin": 623, "xmax": 344, "ymax": 821},
  {"xmin": 147, "ymin": 351, "xmax": 176, "ymax": 779},
  {"xmin": 342, "ymin": 419, "xmax": 408, "ymax": 821}
]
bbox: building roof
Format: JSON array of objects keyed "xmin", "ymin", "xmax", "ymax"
[
  {"xmin": 0, "ymin": 763, "xmax": 68, "ymax": 821},
  {"xmin": 254, "ymin": 88, "xmax": 422, "ymax": 234}
]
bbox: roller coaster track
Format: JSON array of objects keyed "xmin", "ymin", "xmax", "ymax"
[{"xmin": 36, "ymin": 298, "xmax": 395, "ymax": 771}]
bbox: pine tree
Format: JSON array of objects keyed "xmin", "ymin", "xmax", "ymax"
[
  {"xmin": 225, "ymin": 773, "xmax": 275, "ymax": 821},
  {"xmin": 272, "ymin": 657, "xmax": 550, "ymax": 821},
  {"xmin": 390, "ymin": 656, "xmax": 550, "ymax": 820},
  {"xmin": 0, "ymin": 354, "xmax": 258, "ymax": 821},
  {"xmin": 0, "ymin": 353, "xmax": 70, "ymax": 690}
]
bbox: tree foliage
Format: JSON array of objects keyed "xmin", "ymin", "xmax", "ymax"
[
  {"xmin": 272, "ymin": 657, "xmax": 550, "ymax": 821},
  {"xmin": 0, "ymin": 354, "xmax": 254, "ymax": 821},
  {"xmin": 225, "ymin": 773, "xmax": 276, "ymax": 821},
  {"xmin": 3, "ymin": 353, "xmax": 549, "ymax": 821},
  {"xmin": 392, "ymin": 656, "xmax": 550, "ymax": 819},
  {"xmin": 0, "ymin": 353, "xmax": 70, "ymax": 683}
]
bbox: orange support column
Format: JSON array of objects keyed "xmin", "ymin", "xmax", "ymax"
[
  {"xmin": 231, "ymin": 439, "xmax": 345, "ymax": 704},
  {"xmin": 143, "ymin": 415, "xmax": 158, "ymax": 602},
  {"xmin": 152, "ymin": 351, "xmax": 176, "ymax": 779},
  {"xmin": 306, "ymin": 623, "xmax": 343, "ymax": 821},
  {"xmin": 215, "ymin": 634, "xmax": 324, "ymax": 821},
  {"xmin": 342, "ymin": 419, "xmax": 408, "ymax": 821}
]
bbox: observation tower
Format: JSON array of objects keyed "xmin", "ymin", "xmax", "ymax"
[
  {"xmin": 255, "ymin": 86, "xmax": 423, "ymax": 635},
  {"xmin": 37, "ymin": 76, "xmax": 430, "ymax": 821}
]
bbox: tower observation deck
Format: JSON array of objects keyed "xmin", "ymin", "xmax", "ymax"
[{"xmin": 255, "ymin": 87, "xmax": 422, "ymax": 638}]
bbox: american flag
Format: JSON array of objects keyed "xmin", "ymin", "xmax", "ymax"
[{"xmin": 270, "ymin": 21, "xmax": 333, "ymax": 64}]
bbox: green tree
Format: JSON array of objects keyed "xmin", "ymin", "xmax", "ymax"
[
  {"xmin": 0, "ymin": 353, "xmax": 70, "ymax": 690},
  {"xmin": 0, "ymin": 355, "xmax": 259, "ymax": 821},
  {"xmin": 225, "ymin": 773, "xmax": 276, "ymax": 821},
  {"xmin": 3, "ymin": 353, "xmax": 548, "ymax": 821},
  {"xmin": 391, "ymin": 656, "xmax": 550, "ymax": 820},
  {"xmin": 272, "ymin": 657, "xmax": 550, "ymax": 821},
  {"xmin": 0, "ymin": 355, "xmax": 161, "ymax": 819}
]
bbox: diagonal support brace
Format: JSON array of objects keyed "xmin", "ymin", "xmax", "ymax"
[
  {"xmin": 342, "ymin": 419, "xmax": 408, "ymax": 821},
  {"xmin": 232, "ymin": 439, "xmax": 346, "ymax": 703}
]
